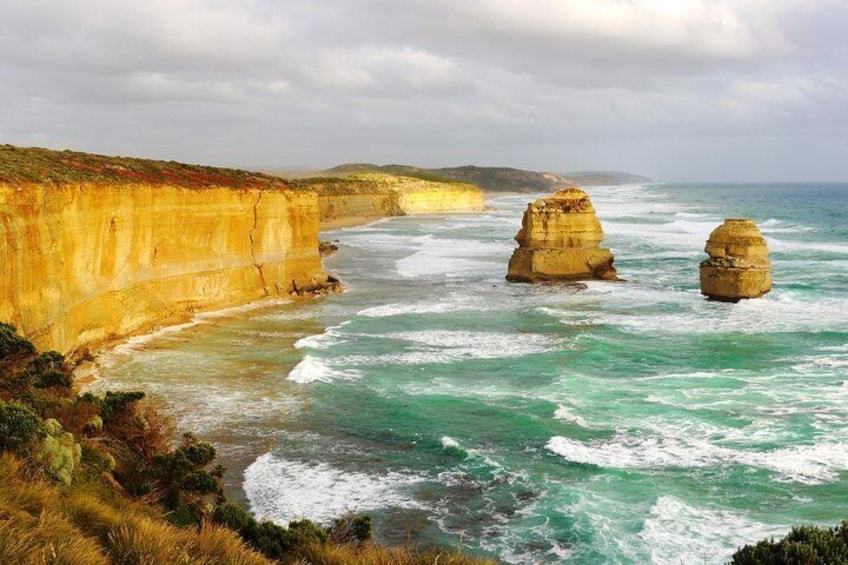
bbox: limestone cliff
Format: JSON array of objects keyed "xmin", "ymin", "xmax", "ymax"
[
  {"xmin": 0, "ymin": 146, "xmax": 340, "ymax": 356},
  {"xmin": 319, "ymin": 164, "xmax": 575, "ymax": 193},
  {"xmin": 699, "ymin": 219, "xmax": 771, "ymax": 301},
  {"xmin": 296, "ymin": 173, "xmax": 485, "ymax": 228},
  {"xmin": 506, "ymin": 189, "xmax": 617, "ymax": 282}
]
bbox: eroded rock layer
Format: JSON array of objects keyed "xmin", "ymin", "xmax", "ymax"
[
  {"xmin": 699, "ymin": 219, "xmax": 771, "ymax": 301},
  {"xmin": 0, "ymin": 183, "xmax": 335, "ymax": 355},
  {"xmin": 506, "ymin": 189, "xmax": 617, "ymax": 282}
]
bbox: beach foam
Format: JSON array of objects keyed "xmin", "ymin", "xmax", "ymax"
[
  {"xmin": 244, "ymin": 453, "xmax": 426, "ymax": 525},
  {"xmin": 287, "ymin": 355, "xmax": 362, "ymax": 384}
]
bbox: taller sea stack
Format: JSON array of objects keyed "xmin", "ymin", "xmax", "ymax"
[
  {"xmin": 699, "ymin": 219, "xmax": 772, "ymax": 301},
  {"xmin": 506, "ymin": 189, "xmax": 617, "ymax": 282}
]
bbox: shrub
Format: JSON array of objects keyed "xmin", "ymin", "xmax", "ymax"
[
  {"xmin": 328, "ymin": 512, "xmax": 372, "ymax": 544},
  {"xmin": 0, "ymin": 322, "xmax": 35, "ymax": 361},
  {"xmin": 213, "ymin": 502, "xmax": 253, "ymax": 532},
  {"xmin": 0, "ymin": 400, "xmax": 45, "ymax": 452},
  {"xmin": 149, "ymin": 433, "xmax": 221, "ymax": 512},
  {"xmin": 242, "ymin": 517, "xmax": 328, "ymax": 559},
  {"xmin": 731, "ymin": 521, "xmax": 848, "ymax": 564},
  {"xmin": 37, "ymin": 419, "xmax": 82, "ymax": 486}
]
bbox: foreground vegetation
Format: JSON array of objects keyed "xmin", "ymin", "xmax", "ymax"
[
  {"xmin": 0, "ymin": 322, "xmax": 497, "ymax": 564},
  {"xmin": 730, "ymin": 521, "xmax": 848, "ymax": 564}
]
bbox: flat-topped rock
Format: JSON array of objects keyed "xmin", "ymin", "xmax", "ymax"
[
  {"xmin": 699, "ymin": 219, "xmax": 771, "ymax": 301},
  {"xmin": 506, "ymin": 189, "xmax": 617, "ymax": 282}
]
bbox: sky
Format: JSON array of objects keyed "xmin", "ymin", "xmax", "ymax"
[{"xmin": 1, "ymin": 0, "xmax": 847, "ymax": 181}]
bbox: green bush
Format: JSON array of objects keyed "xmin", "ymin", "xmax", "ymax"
[
  {"xmin": 329, "ymin": 513, "xmax": 373, "ymax": 544},
  {"xmin": 731, "ymin": 521, "xmax": 848, "ymax": 564},
  {"xmin": 37, "ymin": 419, "xmax": 82, "ymax": 486},
  {"xmin": 0, "ymin": 400, "xmax": 45, "ymax": 451},
  {"xmin": 0, "ymin": 323, "xmax": 35, "ymax": 361},
  {"xmin": 213, "ymin": 502, "xmax": 253, "ymax": 532}
]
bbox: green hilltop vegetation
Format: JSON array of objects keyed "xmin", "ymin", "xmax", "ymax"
[
  {"xmin": 0, "ymin": 144, "xmax": 291, "ymax": 189},
  {"xmin": 0, "ymin": 323, "xmax": 498, "ymax": 565},
  {"xmin": 316, "ymin": 163, "xmax": 652, "ymax": 192},
  {"xmin": 320, "ymin": 163, "xmax": 575, "ymax": 193}
]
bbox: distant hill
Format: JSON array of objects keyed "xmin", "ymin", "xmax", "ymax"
[
  {"xmin": 560, "ymin": 170, "xmax": 653, "ymax": 186},
  {"xmin": 319, "ymin": 163, "xmax": 651, "ymax": 192},
  {"xmin": 321, "ymin": 163, "xmax": 575, "ymax": 193}
]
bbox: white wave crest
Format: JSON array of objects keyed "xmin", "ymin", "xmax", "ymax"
[
  {"xmin": 546, "ymin": 430, "xmax": 848, "ymax": 485},
  {"xmin": 287, "ymin": 355, "xmax": 361, "ymax": 384},
  {"xmin": 244, "ymin": 453, "xmax": 425, "ymax": 525}
]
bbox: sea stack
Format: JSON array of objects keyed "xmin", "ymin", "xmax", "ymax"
[
  {"xmin": 506, "ymin": 189, "xmax": 617, "ymax": 282},
  {"xmin": 699, "ymin": 219, "xmax": 771, "ymax": 301}
]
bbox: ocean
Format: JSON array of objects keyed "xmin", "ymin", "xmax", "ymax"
[{"xmin": 89, "ymin": 182, "xmax": 848, "ymax": 564}]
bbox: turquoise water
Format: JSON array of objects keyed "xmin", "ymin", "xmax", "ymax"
[{"xmin": 90, "ymin": 183, "xmax": 848, "ymax": 564}]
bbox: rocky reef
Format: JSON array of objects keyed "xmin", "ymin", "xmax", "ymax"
[
  {"xmin": 699, "ymin": 219, "xmax": 772, "ymax": 301},
  {"xmin": 506, "ymin": 189, "xmax": 618, "ymax": 282}
]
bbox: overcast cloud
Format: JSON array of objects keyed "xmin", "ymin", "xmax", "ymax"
[{"xmin": 1, "ymin": 0, "xmax": 847, "ymax": 180}]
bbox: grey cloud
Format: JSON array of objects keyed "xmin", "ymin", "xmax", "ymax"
[{"xmin": 0, "ymin": 0, "xmax": 847, "ymax": 180}]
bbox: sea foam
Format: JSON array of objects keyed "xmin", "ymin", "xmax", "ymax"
[
  {"xmin": 244, "ymin": 453, "xmax": 426, "ymax": 525},
  {"xmin": 287, "ymin": 355, "xmax": 362, "ymax": 384}
]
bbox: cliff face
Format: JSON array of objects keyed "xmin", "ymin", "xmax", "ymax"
[
  {"xmin": 506, "ymin": 189, "xmax": 617, "ymax": 282},
  {"xmin": 699, "ymin": 219, "xmax": 771, "ymax": 301},
  {"xmin": 0, "ymin": 182, "xmax": 333, "ymax": 355},
  {"xmin": 299, "ymin": 173, "xmax": 486, "ymax": 227}
]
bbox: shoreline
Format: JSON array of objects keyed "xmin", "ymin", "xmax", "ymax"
[{"xmin": 71, "ymin": 206, "xmax": 489, "ymax": 516}]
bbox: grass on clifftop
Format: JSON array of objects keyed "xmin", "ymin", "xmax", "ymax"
[{"xmin": 0, "ymin": 144, "xmax": 291, "ymax": 189}]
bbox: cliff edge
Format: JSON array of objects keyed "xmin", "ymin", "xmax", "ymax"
[{"xmin": 0, "ymin": 145, "xmax": 337, "ymax": 356}]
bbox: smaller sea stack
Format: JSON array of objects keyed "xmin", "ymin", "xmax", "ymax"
[
  {"xmin": 699, "ymin": 219, "xmax": 771, "ymax": 301},
  {"xmin": 506, "ymin": 189, "xmax": 617, "ymax": 282}
]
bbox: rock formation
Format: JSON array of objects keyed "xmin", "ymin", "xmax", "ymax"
[
  {"xmin": 699, "ymin": 219, "xmax": 771, "ymax": 301},
  {"xmin": 506, "ymin": 189, "xmax": 617, "ymax": 282}
]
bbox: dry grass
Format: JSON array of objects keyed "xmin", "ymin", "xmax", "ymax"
[
  {"xmin": 197, "ymin": 521, "xmax": 274, "ymax": 565},
  {"xmin": 293, "ymin": 541, "xmax": 500, "ymax": 565},
  {"xmin": 0, "ymin": 454, "xmax": 275, "ymax": 565}
]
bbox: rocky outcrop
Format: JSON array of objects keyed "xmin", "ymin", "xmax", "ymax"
[
  {"xmin": 506, "ymin": 189, "xmax": 617, "ymax": 282},
  {"xmin": 298, "ymin": 173, "xmax": 486, "ymax": 228},
  {"xmin": 0, "ymin": 182, "xmax": 337, "ymax": 356},
  {"xmin": 699, "ymin": 219, "xmax": 771, "ymax": 301}
]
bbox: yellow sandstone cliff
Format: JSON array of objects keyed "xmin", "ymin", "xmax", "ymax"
[
  {"xmin": 699, "ymin": 218, "xmax": 771, "ymax": 301},
  {"xmin": 0, "ymin": 147, "xmax": 487, "ymax": 357},
  {"xmin": 506, "ymin": 189, "xmax": 618, "ymax": 282},
  {"xmin": 298, "ymin": 173, "xmax": 486, "ymax": 228},
  {"xmin": 0, "ymin": 182, "xmax": 335, "ymax": 356}
]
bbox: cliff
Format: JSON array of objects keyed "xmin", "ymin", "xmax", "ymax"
[
  {"xmin": 0, "ymin": 146, "xmax": 336, "ymax": 356},
  {"xmin": 318, "ymin": 164, "xmax": 576, "ymax": 193},
  {"xmin": 699, "ymin": 219, "xmax": 771, "ymax": 301},
  {"xmin": 506, "ymin": 189, "xmax": 618, "ymax": 282},
  {"xmin": 295, "ymin": 172, "xmax": 486, "ymax": 227}
]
